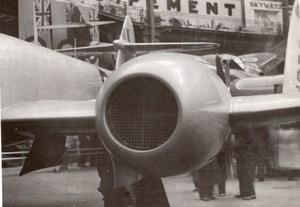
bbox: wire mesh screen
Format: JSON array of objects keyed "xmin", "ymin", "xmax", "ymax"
[{"xmin": 106, "ymin": 77, "xmax": 178, "ymax": 150}]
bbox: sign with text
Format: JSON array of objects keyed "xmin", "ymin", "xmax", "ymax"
[{"xmin": 126, "ymin": 0, "xmax": 241, "ymax": 18}]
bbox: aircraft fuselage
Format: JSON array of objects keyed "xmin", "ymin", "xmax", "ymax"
[{"xmin": 0, "ymin": 34, "xmax": 102, "ymax": 109}]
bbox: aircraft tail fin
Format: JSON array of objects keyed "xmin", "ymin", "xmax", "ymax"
[
  {"xmin": 282, "ymin": 0, "xmax": 300, "ymax": 94},
  {"xmin": 114, "ymin": 15, "xmax": 136, "ymax": 69},
  {"xmin": 76, "ymin": 3, "xmax": 90, "ymax": 24}
]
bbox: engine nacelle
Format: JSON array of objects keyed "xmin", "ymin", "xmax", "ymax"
[{"xmin": 95, "ymin": 53, "xmax": 232, "ymax": 177}]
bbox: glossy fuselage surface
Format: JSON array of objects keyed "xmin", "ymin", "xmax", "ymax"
[{"xmin": 0, "ymin": 34, "xmax": 102, "ymax": 108}]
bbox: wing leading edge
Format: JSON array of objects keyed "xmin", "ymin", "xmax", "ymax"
[
  {"xmin": 230, "ymin": 94, "xmax": 300, "ymax": 128},
  {"xmin": 2, "ymin": 100, "xmax": 96, "ymax": 133},
  {"xmin": 2, "ymin": 100, "xmax": 97, "ymax": 175}
]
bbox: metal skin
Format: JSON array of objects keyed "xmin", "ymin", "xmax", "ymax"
[
  {"xmin": 95, "ymin": 52, "xmax": 232, "ymax": 177},
  {"xmin": 1, "ymin": 34, "xmax": 103, "ymax": 175},
  {"xmin": 1, "ymin": 34, "xmax": 102, "ymax": 108}
]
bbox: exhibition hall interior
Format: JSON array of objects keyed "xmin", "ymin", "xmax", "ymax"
[{"xmin": 1, "ymin": 0, "xmax": 300, "ymax": 206}]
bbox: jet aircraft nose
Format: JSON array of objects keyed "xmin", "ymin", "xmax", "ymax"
[{"xmin": 95, "ymin": 53, "xmax": 231, "ymax": 177}]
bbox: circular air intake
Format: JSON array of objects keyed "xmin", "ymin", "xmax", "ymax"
[{"xmin": 106, "ymin": 77, "xmax": 179, "ymax": 150}]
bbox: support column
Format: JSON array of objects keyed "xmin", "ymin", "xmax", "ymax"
[{"xmin": 146, "ymin": 0, "xmax": 155, "ymax": 42}]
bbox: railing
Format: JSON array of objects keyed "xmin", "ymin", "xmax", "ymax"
[
  {"xmin": 2, "ymin": 147, "xmax": 104, "ymax": 161},
  {"xmin": 154, "ymin": 11, "xmax": 282, "ymax": 36},
  {"xmin": 2, "ymin": 151, "xmax": 28, "ymax": 161},
  {"xmin": 67, "ymin": 147, "xmax": 104, "ymax": 156}
]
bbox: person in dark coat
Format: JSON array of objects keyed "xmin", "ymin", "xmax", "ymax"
[
  {"xmin": 97, "ymin": 148, "xmax": 170, "ymax": 207},
  {"xmin": 78, "ymin": 135, "xmax": 89, "ymax": 167},
  {"xmin": 97, "ymin": 148, "xmax": 129, "ymax": 207},
  {"xmin": 89, "ymin": 134, "xmax": 102, "ymax": 167},
  {"xmin": 196, "ymin": 158, "xmax": 222, "ymax": 201},
  {"xmin": 217, "ymin": 149, "xmax": 229, "ymax": 196},
  {"xmin": 234, "ymin": 128, "xmax": 258, "ymax": 200},
  {"xmin": 254, "ymin": 128, "xmax": 270, "ymax": 181}
]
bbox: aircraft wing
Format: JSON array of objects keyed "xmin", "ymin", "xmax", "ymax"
[
  {"xmin": 230, "ymin": 94, "xmax": 300, "ymax": 128},
  {"xmin": 239, "ymin": 52, "xmax": 277, "ymax": 67},
  {"xmin": 2, "ymin": 100, "xmax": 96, "ymax": 132},
  {"xmin": 2, "ymin": 100, "xmax": 97, "ymax": 175},
  {"xmin": 238, "ymin": 52, "xmax": 277, "ymax": 74}
]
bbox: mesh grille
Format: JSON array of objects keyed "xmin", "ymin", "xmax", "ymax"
[{"xmin": 106, "ymin": 78, "xmax": 178, "ymax": 150}]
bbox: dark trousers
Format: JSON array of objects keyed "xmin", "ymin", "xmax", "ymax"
[
  {"xmin": 198, "ymin": 185, "xmax": 214, "ymax": 198},
  {"xmin": 218, "ymin": 182, "xmax": 226, "ymax": 194},
  {"xmin": 257, "ymin": 160, "xmax": 265, "ymax": 181},
  {"xmin": 101, "ymin": 188, "xmax": 134, "ymax": 207},
  {"xmin": 237, "ymin": 158, "xmax": 256, "ymax": 197}
]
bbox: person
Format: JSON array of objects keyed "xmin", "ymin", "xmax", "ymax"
[
  {"xmin": 97, "ymin": 148, "xmax": 123, "ymax": 207},
  {"xmin": 255, "ymin": 128, "xmax": 270, "ymax": 181},
  {"xmin": 53, "ymin": 146, "xmax": 68, "ymax": 173},
  {"xmin": 192, "ymin": 170, "xmax": 199, "ymax": 193},
  {"xmin": 53, "ymin": 135, "xmax": 70, "ymax": 173},
  {"xmin": 233, "ymin": 128, "xmax": 258, "ymax": 200},
  {"xmin": 78, "ymin": 134, "xmax": 89, "ymax": 167},
  {"xmin": 97, "ymin": 147, "xmax": 170, "ymax": 207},
  {"xmin": 196, "ymin": 159, "xmax": 222, "ymax": 201},
  {"xmin": 217, "ymin": 148, "xmax": 230, "ymax": 197},
  {"xmin": 89, "ymin": 134, "xmax": 102, "ymax": 167}
]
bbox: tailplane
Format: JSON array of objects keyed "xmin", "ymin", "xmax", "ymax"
[
  {"xmin": 282, "ymin": 0, "xmax": 300, "ymax": 94},
  {"xmin": 58, "ymin": 15, "xmax": 219, "ymax": 68}
]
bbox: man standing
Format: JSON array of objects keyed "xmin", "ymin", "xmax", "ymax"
[
  {"xmin": 234, "ymin": 128, "xmax": 257, "ymax": 200},
  {"xmin": 196, "ymin": 159, "xmax": 222, "ymax": 201}
]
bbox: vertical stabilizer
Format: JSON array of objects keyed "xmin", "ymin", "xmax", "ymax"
[
  {"xmin": 115, "ymin": 15, "xmax": 136, "ymax": 69},
  {"xmin": 76, "ymin": 3, "xmax": 90, "ymax": 23},
  {"xmin": 283, "ymin": 0, "xmax": 300, "ymax": 94}
]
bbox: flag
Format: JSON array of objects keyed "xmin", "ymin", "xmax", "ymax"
[{"xmin": 34, "ymin": 0, "xmax": 51, "ymax": 28}]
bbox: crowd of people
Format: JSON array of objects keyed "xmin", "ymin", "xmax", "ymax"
[
  {"xmin": 192, "ymin": 127, "xmax": 271, "ymax": 201},
  {"xmin": 52, "ymin": 127, "xmax": 272, "ymax": 205}
]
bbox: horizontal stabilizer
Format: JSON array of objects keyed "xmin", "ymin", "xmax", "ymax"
[
  {"xmin": 56, "ymin": 42, "xmax": 219, "ymax": 57},
  {"xmin": 38, "ymin": 21, "xmax": 115, "ymax": 30},
  {"xmin": 56, "ymin": 43, "xmax": 114, "ymax": 57},
  {"xmin": 86, "ymin": 21, "xmax": 115, "ymax": 27},
  {"xmin": 113, "ymin": 41, "xmax": 220, "ymax": 52},
  {"xmin": 38, "ymin": 23, "xmax": 88, "ymax": 29}
]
